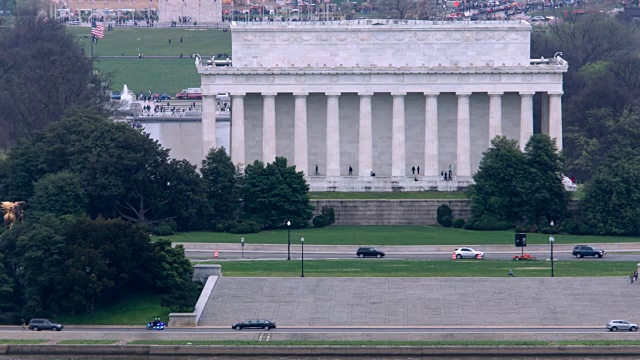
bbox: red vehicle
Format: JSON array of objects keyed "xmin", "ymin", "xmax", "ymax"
[
  {"xmin": 175, "ymin": 88, "xmax": 202, "ymax": 100},
  {"xmin": 513, "ymin": 253, "xmax": 536, "ymax": 261}
]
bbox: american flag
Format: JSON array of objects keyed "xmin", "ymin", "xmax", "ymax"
[{"xmin": 91, "ymin": 20, "xmax": 105, "ymax": 39}]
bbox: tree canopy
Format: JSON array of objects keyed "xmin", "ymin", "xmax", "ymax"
[{"xmin": 0, "ymin": 5, "xmax": 110, "ymax": 150}]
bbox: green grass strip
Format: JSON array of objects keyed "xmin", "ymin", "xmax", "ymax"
[
  {"xmin": 202, "ymin": 259, "xmax": 638, "ymax": 277},
  {"xmin": 57, "ymin": 340, "xmax": 120, "ymax": 345},
  {"xmin": 127, "ymin": 340, "xmax": 640, "ymax": 346},
  {"xmin": 0, "ymin": 340, "xmax": 48, "ymax": 344},
  {"xmin": 163, "ymin": 226, "xmax": 640, "ymax": 245}
]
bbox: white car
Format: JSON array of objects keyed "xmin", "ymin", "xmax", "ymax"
[
  {"xmin": 453, "ymin": 247, "xmax": 484, "ymax": 259},
  {"xmin": 607, "ymin": 320, "xmax": 638, "ymax": 332}
]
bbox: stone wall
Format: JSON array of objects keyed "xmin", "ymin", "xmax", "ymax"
[
  {"xmin": 311, "ymin": 199, "xmax": 472, "ymax": 225},
  {"xmin": 231, "ymin": 20, "xmax": 531, "ymax": 68}
]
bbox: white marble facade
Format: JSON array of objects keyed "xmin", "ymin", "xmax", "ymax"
[
  {"xmin": 198, "ymin": 20, "xmax": 567, "ymax": 191},
  {"xmin": 158, "ymin": 0, "xmax": 222, "ymax": 24}
]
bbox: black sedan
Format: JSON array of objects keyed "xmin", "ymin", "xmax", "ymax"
[{"xmin": 232, "ymin": 319, "xmax": 276, "ymax": 330}]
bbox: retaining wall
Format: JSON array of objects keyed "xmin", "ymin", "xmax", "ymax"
[{"xmin": 311, "ymin": 199, "xmax": 472, "ymax": 225}]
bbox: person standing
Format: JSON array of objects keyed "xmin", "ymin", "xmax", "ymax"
[
  {"xmin": 348, "ymin": 166, "xmax": 353, "ymax": 176},
  {"xmin": 411, "ymin": 166, "xmax": 416, "ymax": 175},
  {"xmin": 417, "ymin": 166, "xmax": 420, "ymax": 175}
]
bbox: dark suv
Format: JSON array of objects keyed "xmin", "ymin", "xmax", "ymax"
[
  {"xmin": 572, "ymin": 245, "xmax": 605, "ymax": 258},
  {"xmin": 356, "ymin": 247, "xmax": 385, "ymax": 258},
  {"xmin": 28, "ymin": 318, "xmax": 63, "ymax": 331}
]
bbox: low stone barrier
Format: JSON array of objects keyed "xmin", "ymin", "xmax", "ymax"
[{"xmin": 169, "ymin": 272, "xmax": 219, "ymax": 327}]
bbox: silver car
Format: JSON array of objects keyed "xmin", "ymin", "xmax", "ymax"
[{"xmin": 607, "ymin": 320, "xmax": 638, "ymax": 332}]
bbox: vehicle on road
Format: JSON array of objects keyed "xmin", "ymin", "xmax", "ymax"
[
  {"xmin": 111, "ymin": 91, "xmax": 121, "ymax": 100},
  {"xmin": 531, "ymin": 16, "xmax": 547, "ymax": 22},
  {"xmin": 513, "ymin": 253, "xmax": 536, "ymax": 261},
  {"xmin": 572, "ymin": 245, "xmax": 605, "ymax": 258},
  {"xmin": 146, "ymin": 318, "xmax": 165, "ymax": 330},
  {"xmin": 356, "ymin": 247, "xmax": 385, "ymax": 258},
  {"xmin": 28, "ymin": 319, "xmax": 63, "ymax": 331},
  {"xmin": 232, "ymin": 319, "xmax": 276, "ymax": 330},
  {"xmin": 176, "ymin": 88, "xmax": 203, "ymax": 100},
  {"xmin": 453, "ymin": 247, "xmax": 484, "ymax": 259},
  {"xmin": 607, "ymin": 320, "xmax": 638, "ymax": 332}
]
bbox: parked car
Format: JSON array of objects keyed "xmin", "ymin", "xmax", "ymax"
[
  {"xmin": 232, "ymin": 319, "xmax": 276, "ymax": 330},
  {"xmin": 111, "ymin": 91, "xmax": 121, "ymax": 100},
  {"xmin": 28, "ymin": 318, "xmax": 63, "ymax": 331},
  {"xmin": 356, "ymin": 247, "xmax": 385, "ymax": 258},
  {"xmin": 152, "ymin": 93, "xmax": 171, "ymax": 100},
  {"xmin": 513, "ymin": 253, "xmax": 536, "ymax": 261},
  {"xmin": 572, "ymin": 245, "xmax": 605, "ymax": 258},
  {"xmin": 531, "ymin": 16, "xmax": 547, "ymax": 22},
  {"xmin": 453, "ymin": 247, "xmax": 484, "ymax": 259},
  {"xmin": 607, "ymin": 320, "xmax": 638, "ymax": 332}
]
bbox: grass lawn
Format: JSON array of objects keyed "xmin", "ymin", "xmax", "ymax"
[
  {"xmin": 66, "ymin": 27, "xmax": 231, "ymax": 93},
  {"xmin": 128, "ymin": 339, "xmax": 640, "ymax": 346},
  {"xmin": 163, "ymin": 226, "xmax": 640, "ymax": 245},
  {"xmin": 94, "ymin": 57, "xmax": 201, "ymax": 96},
  {"xmin": 58, "ymin": 340, "xmax": 119, "ymax": 345},
  {"xmin": 202, "ymin": 259, "xmax": 637, "ymax": 277},
  {"xmin": 0, "ymin": 340, "xmax": 47, "ymax": 344},
  {"xmin": 55, "ymin": 293, "xmax": 170, "ymax": 325},
  {"xmin": 67, "ymin": 27, "xmax": 231, "ymax": 56},
  {"xmin": 309, "ymin": 191, "xmax": 467, "ymax": 199}
]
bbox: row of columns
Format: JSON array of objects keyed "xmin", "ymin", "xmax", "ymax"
[{"xmin": 218, "ymin": 91, "xmax": 563, "ymax": 177}]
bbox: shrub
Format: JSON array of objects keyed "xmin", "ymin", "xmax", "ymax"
[
  {"xmin": 214, "ymin": 223, "xmax": 225, "ymax": 232},
  {"xmin": 321, "ymin": 206, "xmax": 336, "ymax": 224},
  {"xmin": 440, "ymin": 215, "xmax": 453, "ymax": 227},
  {"xmin": 562, "ymin": 219, "xmax": 593, "ymax": 235},
  {"xmin": 452, "ymin": 218, "xmax": 465, "ymax": 228},
  {"xmin": 436, "ymin": 204, "xmax": 453, "ymax": 227},
  {"xmin": 224, "ymin": 220, "xmax": 239, "ymax": 232},
  {"xmin": 229, "ymin": 220, "xmax": 261, "ymax": 234},
  {"xmin": 313, "ymin": 215, "xmax": 329, "ymax": 228},
  {"xmin": 153, "ymin": 224, "xmax": 174, "ymax": 236},
  {"xmin": 464, "ymin": 215, "xmax": 511, "ymax": 231},
  {"xmin": 165, "ymin": 220, "xmax": 178, "ymax": 233}
]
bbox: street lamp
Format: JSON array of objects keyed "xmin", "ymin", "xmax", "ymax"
[
  {"xmin": 549, "ymin": 220, "xmax": 555, "ymax": 278},
  {"xmin": 300, "ymin": 237, "xmax": 305, "ymax": 278},
  {"xmin": 241, "ymin": 237, "xmax": 245, "ymax": 259},
  {"xmin": 287, "ymin": 220, "xmax": 291, "ymax": 260}
]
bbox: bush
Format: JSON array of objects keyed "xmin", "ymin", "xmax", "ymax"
[
  {"xmin": 229, "ymin": 221, "xmax": 261, "ymax": 234},
  {"xmin": 214, "ymin": 223, "xmax": 225, "ymax": 232},
  {"xmin": 436, "ymin": 204, "xmax": 453, "ymax": 227},
  {"xmin": 562, "ymin": 219, "xmax": 593, "ymax": 235},
  {"xmin": 153, "ymin": 224, "xmax": 174, "ymax": 236},
  {"xmin": 440, "ymin": 215, "xmax": 453, "ymax": 227},
  {"xmin": 464, "ymin": 215, "xmax": 512, "ymax": 231},
  {"xmin": 452, "ymin": 218, "xmax": 465, "ymax": 228},
  {"xmin": 313, "ymin": 215, "xmax": 329, "ymax": 228},
  {"xmin": 321, "ymin": 206, "xmax": 335, "ymax": 224},
  {"xmin": 224, "ymin": 220, "xmax": 239, "ymax": 232}
]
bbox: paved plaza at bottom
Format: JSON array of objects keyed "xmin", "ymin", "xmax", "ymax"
[{"xmin": 199, "ymin": 277, "xmax": 640, "ymax": 327}]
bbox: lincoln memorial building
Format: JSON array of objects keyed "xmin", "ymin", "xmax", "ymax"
[{"xmin": 197, "ymin": 20, "xmax": 567, "ymax": 191}]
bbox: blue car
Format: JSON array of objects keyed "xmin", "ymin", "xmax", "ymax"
[
  {"xmin": 111, "ymin": 91, "xmax": 121, "ymax": 100},
  {"xmin": 146, "ymin": 319, "xmax": 165, "ymax": 330}
]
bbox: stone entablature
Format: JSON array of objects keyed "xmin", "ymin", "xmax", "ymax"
[{"xmin": 231, "ymin": 20, "xmax": 532, "ymax": 68}]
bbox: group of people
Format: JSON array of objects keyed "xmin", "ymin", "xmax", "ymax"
[
  {"xmin": 441, "ymin": 166, "xmax": 454, "ymax": 181},
  {"xmin": 314, "ymin": 164, "xmax": 458, "ymax": 179}
]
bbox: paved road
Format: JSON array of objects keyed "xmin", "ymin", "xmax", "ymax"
[
  {"xmin": 0, "ymin": 326, "xmax": 612, "ymax": 334},
  {"xmin": 186, "ymin": 249, "xmax": 640, "ymax": 262}
]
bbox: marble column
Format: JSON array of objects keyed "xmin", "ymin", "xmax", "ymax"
[
  {"xmin": 262, "ymin": 92, "xmax": 277, "ymax": 163},
  {"xmin": 294, "ymin": 92, "xmax": 309, "ymax": 177},
  {"xmin": 456, "ymin": 92, "xmax": 471, "ymax": 178},
  {"xmin": 358, "ymin": 92, "xmax": 373, "ymax": 177},
  {"xmin": 488, "ymin": 91, "xmax": 503, "ymax": 141},
  {"xmin": 519, "ymin": 91, "xmax": 535, "ymax": 151},
  {"xmin": 424, "ymin": 92, "xmax": 439, "ymax": 177},
  {"xmin": 230, "ymin": 93, "xmax": 246, "ymax": 167},
  {"xmin": 391, "ymin": 92, "xmax": 406, "ymax": 177},
  {"xmin": 541, "ymin": 93, "xmax": 549, "ymax": 135},
  {"xmin": 326, "ymin": 93, "xmax": 341, "ymax": 177},
  {"xmin": 201, "ymin": 95, "xmax": 217, "ymax": 159},
  {"xmin": 549, "ymin": 91, "xmax": 563, "ymax": 151}
]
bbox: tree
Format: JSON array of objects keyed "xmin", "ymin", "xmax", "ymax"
[
  {"xmin": 375, "ymin": 0, "xmax": 416, "ymax": 18},
  {"xmin": 29, "ymin": 172, "xmax": 88, "ymax": 218},
  {"xmin": 152, "ymin": 239, "xmax": 202, "ymax": 312},
  {"xmin": 0, "ymin": 5, "xmax": 110, "ymax": 149},
  {"xmin": 581, "ymin": 147, "xmax": 640, "ymax": 235},
  {"xmin": 467, "ymin": 136, "xmax": 528, "ymax": 223},
  {"xmin": 522, "ymin": 134, "xmax": 568, "ymax": 226},
  {"xmin": 201, "ymin": 147, "xmax": 241, "ymax": 225},
  {"xmin": 242, "ymin": 157, "xmax": 312, "ymax": 229},
  {"xmin": 0, "ymin": 253, "xmax": 17, "ymax": 324}
]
